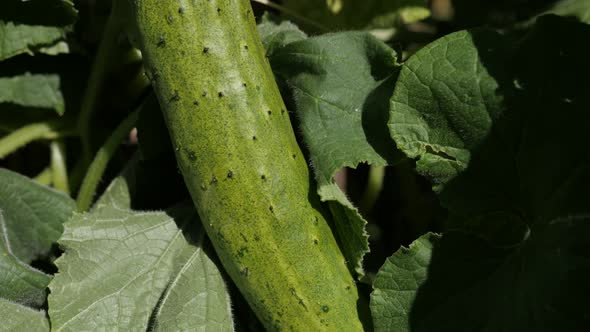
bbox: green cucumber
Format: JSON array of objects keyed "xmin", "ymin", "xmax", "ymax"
[{"xmin": 124, "ymin": 0, "xmax": 363, "ymax": 330}]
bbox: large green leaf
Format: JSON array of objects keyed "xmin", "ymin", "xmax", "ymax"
[
  {"xmin": 391, "ymin": 15, "xmax": 590, "ymax": 236},
  {"xmin": 48, "ymin": 171, "xmax": 233, "ymax": 331},
  {"xmin": 0, "ymin": 298, "xmax": 49, "ymax": 331},
  {"xmin": 375, "ymin": 15, "xmax": 590, "ymax": 331},
  {"xmin": 370, "ymin": 233, "xmax": 438, "ymax": 331},
  {"xmin": 0, "ymin": 212, "xmax": 50, "ymax": 308},
  {"xmin": 0, "ymin": 168, "xmax": 75, "ymax": 263},
  {"xmin": 372, "ymin": 219, "xmax": 590, "ymax": 331},
  {"xmin": 0, "ymin": 73, "xmax": 65, "ymax": 115},
  {"xmin": 267, "ymin": 29, "xmax": 401, "ymax": 276},
  {"xmin": 282, "ymin": 0, "xmax": 429, "ymax": 32},
  {"xmin": 0, "ymin": 21, "xmax": 68, "ymax": 61}
]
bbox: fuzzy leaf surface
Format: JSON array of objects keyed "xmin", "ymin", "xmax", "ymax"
[
  {"xmin": 267, "ymin": 29, "xmax": 401, "ymax": 276},
  {"xmin": 48, "ymin": 171, "xmax": 233, "ymax": 332},
  {"xmin": 0, "ymin": 73, "xmax": 65, "ymax": 115},
  {"xmin": 0, "ymin": 298, "xmax": 49, "ymax": 331},
  {"xmin": 0, "ymin": 21, "xmax": 68, "ymax": 61},
  {"xmin": 376, "ymin": 15, "xmax": 590, "ymax": 331},
  {"xmin": 0, "ymin": 212, "xmax": 50, "ymax": 307},
  {"xmin": 0, "ymin": 168, "xmax": 74, "ymax": 262}
]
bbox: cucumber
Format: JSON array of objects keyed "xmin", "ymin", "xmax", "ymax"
[{"xmin": 124, "ymin": 0, "xmax": 363, "ymax": 330}]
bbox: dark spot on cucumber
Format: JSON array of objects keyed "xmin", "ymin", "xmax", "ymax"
[
  {"xmin": 237, "ymin": 246, "xmax": 248, "ymax": 258},
  {"xmin": 346, "ymin": 285, "xmax": 351, "ymax": 290},
  {"xmin": 218, "ymin": 91, "xmax": 224, "ymax": 98},
  {"xmin": 186, "ymin": 150, "xmax": 197, "ymax": 161},
  {"xmin": 227, "ymin": 170, "xmax": 233, "ymax": 178},
  {"xmin": 217, "ymin": 7, "xmax": 221, "ymax": 13},
  {"xmin": 314, "ymin": 216, "xmax": 319, "ymax": 225},
  {"xmin": 313, "ymin": 239, "xmax": 319, "ymax": 245},
  {"xmin": 252, "ymin": 135, "xmax": 257, "ymax": 140},
  {"xmin": 242, "ymin": 82, "xmax": 247, "ymax": 88},
  {"xmin": 244, "ymin": 45, "xmax": 249, "ymax": 50},
  {"xmin": 151, "ymin": 71, "xmax": 160, "ymax": 82},
  {"xmin": 178, "ymin": 6, "xmax": 185, "ymax": 15},
  {"xmin": 203, "ymin": 47, "xmax": 209, "ymax": 54},
  {"xmin": 322, "ymin": 305, "xmax": 330, "ymax": 313},
  {"xmin": 193, "ymin": 100, "xmax": 199, "ymax": 106},
  {"xmin": 267, "ymin": 110, "xmax": 272, "ymax": 115},
  {"xmin": 240, "ymin": 267, "xmax": 250, "ymax": 277},
  {"xmin": 281, "ymin": 108, "xmax": 285, "ymax": 114},
  {"xmin": 169, "ymin": 90, "xmax": 180, "ymax": 102},
  {"xmin": 261, "ymin": 174, "xmax": 266, "ymax": 180},
  {"xmin": 202, "ymin": 90, "xmax": 207, "ymax": 97},
  {"xmin": 269, "ymin": 205, "xmax": 274, "ymax": 213},
  {"xmin": 157, "ymin": 35, "xmax": 166, "ymax": 47},
  {"xmin": 210, "ymin": 175, "xmax": 218, "ymax": 185},
  {"xmin": 292, "ymin": 153, "xmax": 296, "ymax": 159}
]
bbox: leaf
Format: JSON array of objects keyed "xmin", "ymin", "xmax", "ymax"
[
  {"xmin": 0, "ymin": 20, "xmax": 68, "ymax": 61},
  {"xmin": 0, "ymin": 168, "xmax": 75, "ymax": 263},
  {"xmin": 390, "ymin": 15, "xmax": 590, "ymax": 235},
  {"xmin": 374, "ymin": 16, "xmax": 590, "ymax": 331},
  {"xmin": 0, "ymin": 73, "xmax": 65, "ymax": 115},
  {"xmin": 48, "ymin": 172, "xmax": 233, "ymax": 331},
  {"xmin": 370, "ymin": 233, "xmax": 439, "ymax": 332},
  {"xmin": 281, "ymin": 0, "xmax": 429, "ymax": 32},
  {"xmin": 0, "ymin": 298, "xmax": 49, "ymax": 331},
  {"xmin": 372, "ymin": 217, "xmax": 590, "ymax": 331},
  {"xmin": 0, "ymin": 211, "xmax": 51, "ymax": 307},
  {"xmin": 267, "ymin": 30, "xmax": 402, "ymax": 276},
  {"xmin": 258, "ymin": 18, "xmax": 307, "ymax": 57}
]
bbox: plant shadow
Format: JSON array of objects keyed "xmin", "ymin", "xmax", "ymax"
[{"xmin": 407, "ymin": 15, "xmax": 590, "ymax": 331}]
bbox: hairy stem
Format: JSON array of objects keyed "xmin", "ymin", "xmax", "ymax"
[
  {"xmin": 34, "ymin": 167, "xmax": 53, "ymax": 186},
  {"xmin": 76, "ymin": 110, "xmax": 138, "ymax": 212},
  {"xmin": 0, "ymin": 122, "xmax": 62, "ymax": 159},
  {"xmin": 50, "ymin": 140, "xmax": 70, "ymax": 194},
  {"xmin": 359, "ymin": 165, "xmax": 386, "ymax": 213}
]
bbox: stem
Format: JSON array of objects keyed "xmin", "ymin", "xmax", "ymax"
[
  {"xmin": 0, "ymin": 122, "xmax": 61, "ymax": 159},
  {"xmin": 68, "ymin": 158, "xmax": 86, "ymax": 195},
  {"xmin": 50, "ymin": 140, "xmax": 70, "ymax": 194},
  {"xmin": 34, "ymin": 167, "xmax": 53, "ymax": 186},
  {"xmin": 76, "ymin": 110, "xmax": 139, "ymax": 212},
  {"xmin": 358, "ymin": 165, "xmax": 386, "ymax": 213},
  {"xmin": 77, "ymin": 12, "xmax": 124, "ymax": 168}
]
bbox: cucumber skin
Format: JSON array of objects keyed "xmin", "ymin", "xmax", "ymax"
[{"xmin": 126, "ymin": 1, "xmax": 363, "ymax": 330}]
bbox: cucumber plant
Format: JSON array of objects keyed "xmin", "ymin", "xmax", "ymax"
[{"xmin": 1, "ymin": 1, "xmax": 589, "ymax": 331}]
